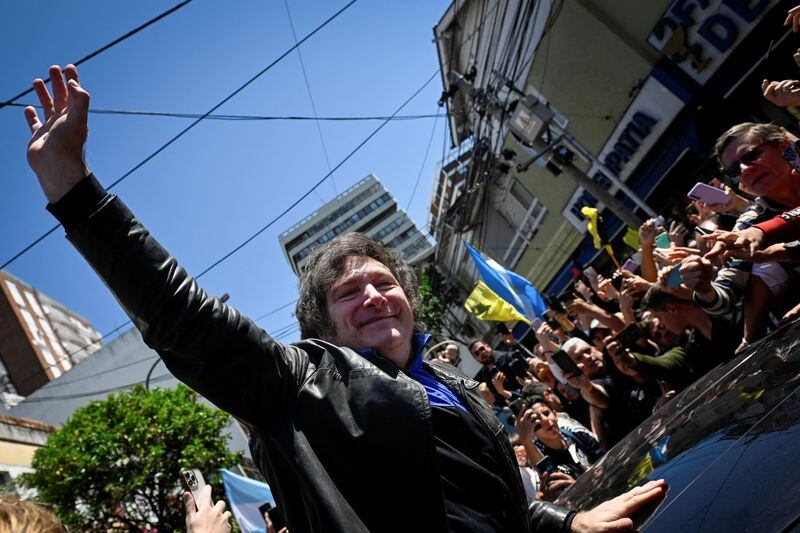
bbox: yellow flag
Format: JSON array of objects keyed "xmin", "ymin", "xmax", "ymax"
[
  {"xmin": 581, "ymin": 206, "xmax": 618, "ymax": 265},
  {"xmin": 623, "ymin": 227, "xmax": 641, "ymax": 251},
  {"xmin": 581, "ymin": 206, "xmax": 604, "ymax": 249},
  {"xmin": 464, "ymin": 281, "xmax": 529, "ymax": 323}
]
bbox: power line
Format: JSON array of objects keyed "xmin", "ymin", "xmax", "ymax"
[
  {"xmin": 406, "ymin": 111, "xmax": 441, "ymax": 212},
  {"xmin": 0, "ymin": 0, "xmax": 194, "ymax": 111},
  {"xmin": 10, "ymin": 1, "xmax": 481, "ymax": 390},
  {"xmin": 1, "ymin": 0, "xmax": 359, "ymax": 271},
  {"xmin": 252, "ymin": 299, "xmax": 297, "ymax": 323},
  {"xmin": 18, "ymin": 373, "xmax": 174, "ymax": 404},
  {"xmin": 4, "ymin": 102, "xmax": 442, "ymax": 122},
  {"xmin": 37, "ymin": 354, "xmax": 158, "ymax": 390},
  {"xmin": 193, "ymin": 67, "xmax": 441, "ymax": 279},
  {"xmin": 13, "ymin": 65, "xmax": 440, "ymax": 390},
  {"xmin": 283, "ymin": 0, "xmax": 338, "ymax": 202},
  {"xmin": 16, "ymin": 297, "xmax": 300, "ymax": 390}
]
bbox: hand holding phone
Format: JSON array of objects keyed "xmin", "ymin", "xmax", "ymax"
[
  {"xmin": 552, "ymin": 349, "xmax": 581, "ymax": 377},
  {"xmin": 655, "ymin": 232, "xmax": 671, "ymax": 249},
  {"xmin": 181, "ymin": 469, "xmax": 207, "ymax": 511},
  {"xmin": 665, "ymin": 264, "xmax": 683, "ymax": 288},
  {"xmin": 687, "ymin": 182, "xmax": 729, "ymax": 206}
]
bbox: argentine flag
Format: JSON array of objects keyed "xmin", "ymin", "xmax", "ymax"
[
  {"xmin": 464, "ymin": 243, "xmax": 547, "ymax": 321},
  {"xmin": 220, "ymin": 468, "xmax": 274, "ymax": 532}
]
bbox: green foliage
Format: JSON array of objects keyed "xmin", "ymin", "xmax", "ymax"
[
  {"xmin": 21, "ymin": 384, "xmax": 242, "ymax": 531},
  {"xmin": 418, "ymin": 265, "xmax": 446, "ymax": 333}
]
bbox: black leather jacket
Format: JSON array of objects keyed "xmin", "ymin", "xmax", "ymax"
[{"xmin": 52, "ymin": 176, "xmax": 574, "ymax": 532}]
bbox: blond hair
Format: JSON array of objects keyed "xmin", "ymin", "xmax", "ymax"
[{"xmin": 0, "ymin": 493, "xmax": 65, "ymax": 533}]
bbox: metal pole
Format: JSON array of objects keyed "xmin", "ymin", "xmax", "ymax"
[
  {"xmin": 559, "ymin": 131, "xmax": 657, "ymax": 219},
  {"xmin": 144, "ymin": 358, "xmax": 162, "ymax": 392},
  {"xmin": 559, "ymin": 162, "xmax": 644, "ymax": 229}
]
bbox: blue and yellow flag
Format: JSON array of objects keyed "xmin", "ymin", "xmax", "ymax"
[
  {"xmin": 464, "ymin": 281, "xmax": 530, "ymax": 323},
  {"xmin": 464, "ymin": 243, "xmax": 546, "ymax": 321}
]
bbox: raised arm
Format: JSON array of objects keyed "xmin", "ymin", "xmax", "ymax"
[{"xmin": 24, "ymin": 66, "xmax": 308, "ymax": 427}]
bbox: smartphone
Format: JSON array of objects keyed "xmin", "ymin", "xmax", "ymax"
[
  {"xmin": 495, "ymin": 323, "xmax": 511, "ymax": 335},
  {"xmin": 621, "ymin": 258, "xmax": 639, "ymax": 272},
  {"xmin": 259, "ymin": 502, "xmax": 287, "ymax": 530},
  {"xmin": 781, "ymin": 139, "xmax": 800, "ymax": 172},
  {"xmin": 694, "ymin": 225, "xmax": 713, "ymax": 236},
  {"xmin": 583, "ymin": 266, "xmax": 599, "ymax": 286},
  {"xmin": 181, "ymin": 469, "xmax": 207, "ymax": 511},
  {"xmin": 665, "ymin": 264, "xmax": 683, "ymax": 288},
  {"xmin": 610, "ymin": 272, "xmax": 624, "ymax": 291},
  {"xmin": 508, "ymin": 397, "xmax": 526, "ymax": 416},
  {"xmin": 530, "ymin": 317, "xmax": 543, "ymax": 331},
  {"xmin": 655, "ymin": 231, "xmax": 671, "ymax": 249},
  {"xmin": 551, "ymin": 349, "xmax": 581, "ymax": 377},
  {"xmin": 687, "ymin": 182, "xmax": 729, "ymax": 205},
  {"xmin": 535, "ymin": 456, "xmax": 558, "ymax": 476},
  {"xmin": 613, "ymin": 323, "xmax": 645, "ymax": 348}
]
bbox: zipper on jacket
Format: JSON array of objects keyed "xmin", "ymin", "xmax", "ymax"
[{"xmin": 459, "ymin": 380, "xmax": 531, "ymax": 530}]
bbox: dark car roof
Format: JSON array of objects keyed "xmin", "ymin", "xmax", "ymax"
[{"xmin": 557, "ymin": 320, "xmax": 800, "ymax": 532}]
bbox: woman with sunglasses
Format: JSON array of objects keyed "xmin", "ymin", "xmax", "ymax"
[{"xmin": 682, "ymin": 123, "xmax": 800, "ymax": 353}]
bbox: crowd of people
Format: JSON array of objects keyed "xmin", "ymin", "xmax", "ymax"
[{"xmin": 423, "ymin": 24, "xmax": 800, "ymax": 507}]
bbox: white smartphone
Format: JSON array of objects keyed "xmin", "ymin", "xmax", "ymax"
[
  {"xmin": 687, "ymin": 183, "xmax": 728, "ymax": 205},
  {"xmin": 181, "ymin": 468, "xmax": 207, "ymax": 510}
]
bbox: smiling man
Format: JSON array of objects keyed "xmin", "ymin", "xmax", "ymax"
[{"xmin": 23, "ymin": 65, "xmax": 667, "ymax": 532}]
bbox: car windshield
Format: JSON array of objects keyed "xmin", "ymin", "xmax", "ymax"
[{"xmin": 557, "ymin": 320, "xmax": 800, "ymax": 532}]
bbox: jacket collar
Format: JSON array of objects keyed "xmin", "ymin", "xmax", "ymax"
[{"xmin": 354, "ymin": 333, "xmax": 431, "ymax": 368}]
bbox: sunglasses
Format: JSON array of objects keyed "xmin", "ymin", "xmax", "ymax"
[{"xmin": 723, "ymin": 143, "xmax": 769, "ymax": 178}]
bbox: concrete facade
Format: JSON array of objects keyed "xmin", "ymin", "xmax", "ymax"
[
  {"xmin": 0, "ymin": 270, "xmax": 102, "ymax": 396},
  {"xmin": 279, "ymin": 174, "xmax": 433, "ymax": 275},
  {"xmin": 7, "ymin": 327, "xmax": 252, "ymax": 459}
]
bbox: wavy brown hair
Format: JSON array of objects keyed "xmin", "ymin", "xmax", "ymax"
[{"xmin": 295, "ymin": 233, "xmax": 422, "ymax": 340}]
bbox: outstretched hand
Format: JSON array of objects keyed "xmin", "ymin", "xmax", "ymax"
[
  {"xmin": 185, "ymin": 485, "xmax": 232, "ymax": 533},
  {"xmin": 571, "ymin": 479, "xmax": 668, "ymax": 532},
  {"xmin": 24, "ymin": 64, "xmax": 91, "ymax": 203}
]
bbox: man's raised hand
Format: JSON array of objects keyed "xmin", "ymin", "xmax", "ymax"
[{"xmin": 24, "ymin": 64, "xmax": 91, "ymax": 203}]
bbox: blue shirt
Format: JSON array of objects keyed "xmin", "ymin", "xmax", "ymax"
[{"xmin": 357, "ymin": 333, "xmax": 467, "ymax": 412}]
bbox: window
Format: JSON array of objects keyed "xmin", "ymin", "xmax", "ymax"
[
  {"xmin": 4, "ymin": 281, "xmax": 25, "ymax": 307},
  {"xmin": 495, "ymin": 178, "xmax": 548, "ymax": 269}
]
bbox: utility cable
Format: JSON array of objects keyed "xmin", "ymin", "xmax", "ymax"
[
  {"xmin": 0, "ymin": 0, "xmax": 194, "ymax": 111},
  {"xmin": 1, "ymin": 0, "xmax": 359, "ymax": 271},
  {"xmin": 406, "ymin": 111, "xmax": 441, "ymax": 212},
  {"xmin": 282, "ymin": 0, "xmax": 338, "ymax": 202},
  {"xmin": 37, "ymin": 354, "xmax": 159, "ymax": 390},
  {"xmin": 16, "ymin": 297, "xmax": 299, "ymax": 389},
  {"xmin": 12, "ymin": 0, "xmax": 491, "ymax": 390},
  {"xmin": 193, "ymin": 67, "xmax": 441, "ymax": 279},
  {"xmin": 18, "ymin": 373, "xmax": 174, "ymax": 404},
  {"xmin": 4, "ymin": 102, "xmax": 441, "ymax": 122},
  {"xmin": 14, "ymin": 63, "xmax": 440, "ymax": 390}
]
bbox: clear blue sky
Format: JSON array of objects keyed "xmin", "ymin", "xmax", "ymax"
[{"xmin": 1, "ymin": 0, "xmax": 451, "ymax": 345}]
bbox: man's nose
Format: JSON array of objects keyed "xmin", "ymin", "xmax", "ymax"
[{"xmin": 363, "ymin": 284, "xmax": 387, "ymax": 307}]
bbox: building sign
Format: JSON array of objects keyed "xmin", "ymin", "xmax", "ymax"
[
  {"xmin": 561, "ymin": 0, "xmax": 775, "ymax": 232},
  {"xmin": 648, "ymin": 0, "xmax": 777, "ymax": 84},
  {"xmin": 562, "ymin": 77, "xmax": 684, "ymax": 232}
]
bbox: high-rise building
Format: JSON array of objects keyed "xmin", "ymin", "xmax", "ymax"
[
  {"xmin": 0, "ymin": 270, "xmax": 102, "ymax": 396},
  {"xmin": 279, "ymin": 174, "xmax": 433, "ymax": 275}
]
